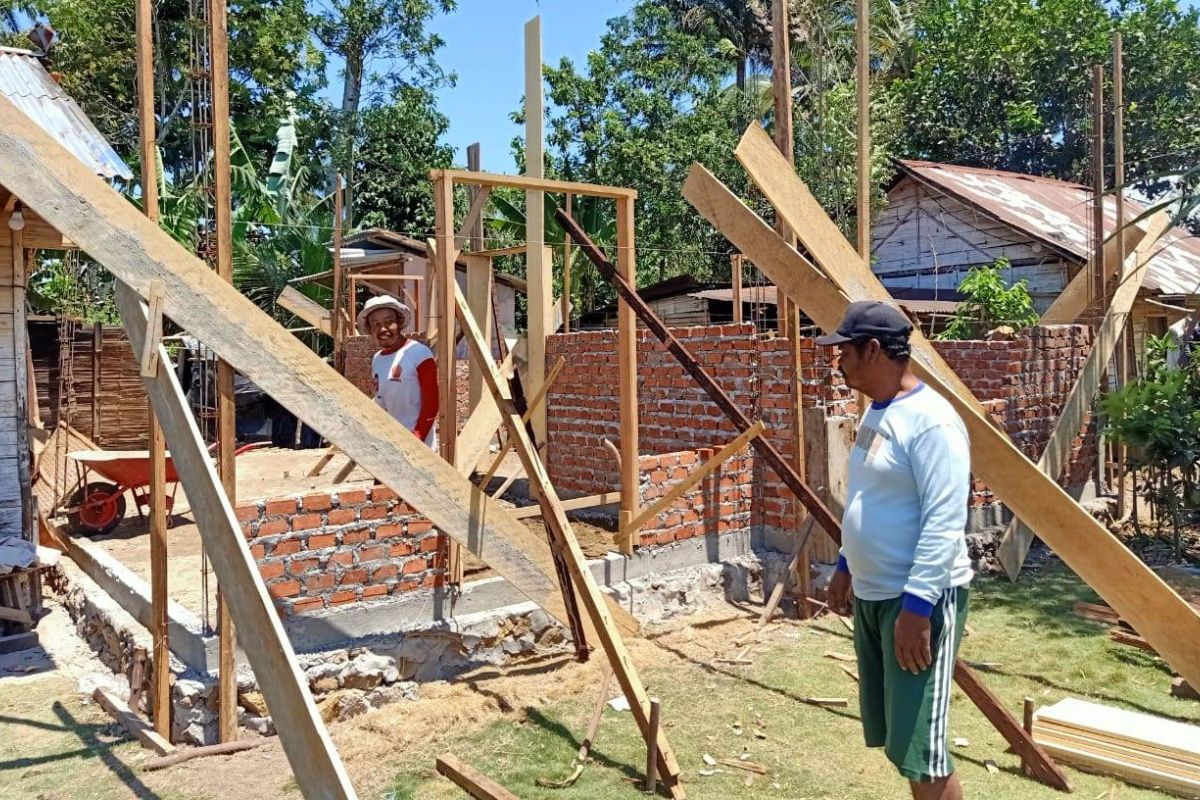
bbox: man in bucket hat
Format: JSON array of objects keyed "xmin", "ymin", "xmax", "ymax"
[
  {"xmin": 820, "ymin": 301, "xmax": 973, "ymax": 800},
  {"xmin": 359, "ymin": 295, "xmax": 439, "ymax": 448}
]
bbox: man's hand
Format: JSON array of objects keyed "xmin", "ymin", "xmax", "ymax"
[
  {"xmin": 894, "ymin": 610, "xmax": 932, "ymax": 674},
  {"xmin": 828, "ymin": 569, "xmax": 853, "ymax": 616}
]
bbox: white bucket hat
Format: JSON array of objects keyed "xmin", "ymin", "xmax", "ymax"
[{"xmin": 357, "ymin": 295, "xmax": 412, "ymax": 335}]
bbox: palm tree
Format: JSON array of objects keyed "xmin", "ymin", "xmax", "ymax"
[{"xmin": 665, "ymin": 0, "xmax": 772, "ymax": 91}]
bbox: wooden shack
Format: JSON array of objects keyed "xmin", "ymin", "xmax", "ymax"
[
  {"xmin": 0, "ymin": 46, "xmax": 132, "ymax": 540},
  {"xmin": 872, "ymin": 160, "xmax": 1200, "ymax": 356}
]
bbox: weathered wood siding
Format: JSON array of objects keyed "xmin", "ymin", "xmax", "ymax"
[
  {"xmin": 872, "ymin": 177, "xmax": 1073, "ymax": 310},
  {"xmin": 0, "ymin": 242, "xmax": 24, "ymax": 538}
]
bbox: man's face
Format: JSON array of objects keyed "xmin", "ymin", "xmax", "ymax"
[
  {"xmin": 368, "ymin": 308, "xmax": 403, "ymax": 349},
  {"xmin": 836, "ymin": 339, "xmax": 879, "ymax": 391}
]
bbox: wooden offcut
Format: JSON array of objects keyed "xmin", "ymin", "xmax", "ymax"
[
  {"xmin": 93, "ymin": 687, "xmax": 174, "ymax": 757},
  {"xmin": 698, "ymin": 139, "xmax": 1200, "ymax": 694},
  {"xmin": 436, "ymin": 754, "xmax": 522, "ymax": 800}
]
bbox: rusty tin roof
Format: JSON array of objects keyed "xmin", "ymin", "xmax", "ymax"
[{"xmin": 897, "ymin": 160, "xmax": 1200, "ymax": 296}]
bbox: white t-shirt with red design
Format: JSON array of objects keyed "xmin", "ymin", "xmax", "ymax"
[{"xmin": 372, "ymin": 339, "xmax": 438, "ymax": 448}]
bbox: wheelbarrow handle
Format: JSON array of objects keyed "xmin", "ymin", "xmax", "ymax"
[{"xmin": 203, "ymin": 441, "xmax": 264, "ymax": 458}]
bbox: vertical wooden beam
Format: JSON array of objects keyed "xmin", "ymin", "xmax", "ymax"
[
  {"xmin": 137, "ymin": 0, "xmax": 169, "ymax": 742},
  {"xmin": 1092, "ymin": 65, "xmax": 1106, "ymax": 307},
  {"xmin": 562, "ymin": 193, "xmax": 572, "ymax": 334},
  {"xmin": 615, "ymin": 195, "xmax": 639, "ymax": 554},
  {"xmin": 434, "ymin": 176, "xmax": 457, "ymax": 466},
  {"xmin": 645, "ymin": 697, "xmax": 660, "ymax": 793},
  {"xmin": 524, "ymin": 16, "xmax": 549, "ymax": 448},
  {"xmin": 332, "ymin": 176, "xmax": 345, "ymax": 368},
  {"xmin": 9, "ymin": 214, "xmax": 30, "ymax": 540},
  {"xmin": 208, "ymin": 0, "xmax": 237, "ymax": 744},
  {"xmin": 731, "ymin": 254, "xmax": 743, "ymax": 324},
  {"xmin": 773, "ymin": 0, "xmax": 810, "ymax": 613},
  {"xmin": 856, "ymin": 0, "xmax": 871, "ymax": 260},
  {"xmin": 1113, "ymin": 33, "xmax": 1128, "ymax": 519},
  {"xmin": 467, "ymin": 142, "xmax": 484, "ymax": 250}
]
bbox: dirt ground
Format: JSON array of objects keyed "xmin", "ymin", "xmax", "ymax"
[{"xmin": 86, "ymin": 447, "xmax": 619, "ymax": 617}]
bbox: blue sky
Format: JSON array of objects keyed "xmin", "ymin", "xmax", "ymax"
[{"xmin": 425, "ymin": 0, "xmax": 633, "ymax": 172}]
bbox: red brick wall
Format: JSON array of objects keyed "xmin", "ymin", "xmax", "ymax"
[
  {"xmin": 235, "ymin": 486, "xmax": 442, "ymax": 615},
  {"xmin": 547, "ymin": 323, "xmax": 1097, "ymax": 542},
  {"xmin": 342, "ymin": 334, "xmax": 470, "ymax": 434},
  {"xmin": 635, "ymin": 449, "xmax": 755, "ymax": 548}
]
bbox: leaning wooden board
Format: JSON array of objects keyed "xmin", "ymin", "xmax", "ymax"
[
  {"xmin": 685, "ymin": 144, "xmax": 1200, "ymax": 695},
  {"xmin": 0, "ymin": 92, "xmax": 638, "ymax": 642}
]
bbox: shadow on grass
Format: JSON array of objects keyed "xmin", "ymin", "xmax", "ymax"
[
  {"xmin": 969, "ymin": 567, "xmax": 1108, "ymax": 641},
  {"xmin": 522, "ymin": 706, "xmax": 642, "ymax": 784},
  {"xmin": 0, "ymin": 702, "xmax": 160, "ymax": 799}
]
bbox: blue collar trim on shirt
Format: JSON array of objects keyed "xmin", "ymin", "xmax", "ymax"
[{"xmin": 870, "ymin": 381, "xmax": 926, "ymax": 410}]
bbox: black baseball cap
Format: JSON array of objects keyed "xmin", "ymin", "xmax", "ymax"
[{"xmin": 815, "ymin": 301, "xmax": 913, "ymax": 346}]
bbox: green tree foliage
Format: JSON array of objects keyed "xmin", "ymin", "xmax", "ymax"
[
  {"xmin": 1103, "ymin": 334, "xmax": 1200, "ymax": 556},
  {"xmin": 351, "ymin": 85, "xmax": 455, "ymax": 235},
  {"xmin": 935, "ymin": 259, "xmax": 1040, "ymax": 340},
  {"xmin": 888, "ymin": 0, "xmax": 1200, "ymax": 191}
]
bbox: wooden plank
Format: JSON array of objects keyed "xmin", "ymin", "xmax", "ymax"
[
  {"xmin": 682, "ymin": 158, "xmax": 1200, "ymax": 698},
  {"xmin": 434, "ymin": 177, "xmax": 457, "ymax": 468},
  {"xmin": 453, "ymin": 350, "xmax": 513, "ymax": 476},
  {"xmin": 1041, "ymin": 223, "xmax": 1149, "ymax": 325},
  {"xmin": 995, "ymin": 210, "xmax": 1170, "ymax": 578},
  {"xmin": 432, "ymin": 169, "xmax": 636, "ymax": 201},
  {"xmin": 510, "ymin": 491, "xmax": 621, "ymax": 520},
  {"xmin": 139, "ymin": 280, "xmax": 165, "ymax": 377},
  {"xmin": 456, "ymin": 186, "xmax": 491, "ymax": 250},
  {"xmin": 1034, "ymin": 739, "xmax": 1200, "ymax": 796},
  {"xmin": 452, "ymin": 281, "xmax": 685, "ymax": 799},
  {"xmin": 114, "ymin": 283, "xmax": 356, "ymax": 799},
  {"xmin": 92, "ymin": 687, "xmax": 174, "ymax": 757},
  {"xmin": 525, "ymin": 19, "xmax": 548, "ymax": 452},
  {"xmin": 615, "ymin": 196, "xmax": 639, "ymax": 555},
  {"xmin": 148, "ymin": 407, "xmax": 170, "ymax": 740},
  {"xmin": 479, "ymin": 356, "xmax": 565, "ymax": 489},
  {"xmin": 624, "ymin": 421, "xmax": 765, "ymax": 533},
  {"xmin": 278, "ymin": 286, "xmax": 332, "ymax": 336},
  {"xmin": 733, "ymin": 122, "xmax": 990, "ymax": 418},
  {"xmin": 143, "ymin": 738, "xmax": 264, "ymax": 771},
  {"xmin": 0, "ymin": 87, "xmax": 637, "ymax": 635},
  {"xmin": 436, "ymin": 754, "xmax": 521, "ymax": 800},
  {"xmin": 466, "ymin": 255, "xmax": 492, "ymax": 413}
]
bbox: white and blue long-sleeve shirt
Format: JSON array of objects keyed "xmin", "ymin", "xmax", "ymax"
[{"xmin": 836, "ymin": 383, "xmax": 974, "ymax": 616}]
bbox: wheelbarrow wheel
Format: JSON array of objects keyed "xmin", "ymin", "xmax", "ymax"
[{"xmin": 65, "ymin": 482, "xmax": 127, "ymax": 536}]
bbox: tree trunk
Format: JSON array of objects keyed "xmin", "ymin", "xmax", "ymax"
[{"xmin": 736, "ymin": 57, "xmax": 747, "ymax": 92}]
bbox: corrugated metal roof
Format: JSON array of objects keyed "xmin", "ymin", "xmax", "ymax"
[
  {"xmin": 0, "ymin": 47, "xmax": 132, "ymax": 180},
  {"xmin": 689, "ymin": 286, "xmax": 960, "ymax": 314},
  {"xmin": 897, "ymin": 160, "xmax": 1200, "ymax": 296}
]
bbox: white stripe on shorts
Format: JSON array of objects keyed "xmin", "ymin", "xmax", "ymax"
[{"xmin": 927, "ymin": 587, "xmax": 957, "ymax": 778}]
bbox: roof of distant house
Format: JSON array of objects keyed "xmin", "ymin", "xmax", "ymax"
[
  {"xmin": 0, "ymin": 46, "xmax": 132, "ymax": 180},
  {"xmin": 894, "ymin": 160, "xmax": 1200, "ymax": 296}
]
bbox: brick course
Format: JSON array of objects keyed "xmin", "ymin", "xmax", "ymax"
[{"xmin": 235, "ymin": 486, "xmax": 442, "ymax": 615}]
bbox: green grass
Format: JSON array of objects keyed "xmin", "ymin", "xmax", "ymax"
[
  {"xmin": 0, "ymin": 677, "xmax": 207, "ymax": 800},
  {"xmin": 390, "ymin": 566, "xmax": 1200, "ymax": 799}
]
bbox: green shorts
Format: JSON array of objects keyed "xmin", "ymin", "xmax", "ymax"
[{"xmin": 853, "ymin": 586, "xmax": 969, "ymax": 782}]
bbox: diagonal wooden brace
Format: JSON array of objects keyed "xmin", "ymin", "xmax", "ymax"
[
  {"xmin": 623, "ymin": 420, "xmax": 765, "ymax": 535},
  {"xmin": 452, "ymin": 280, "xmax": 687, "ymax": 799}
]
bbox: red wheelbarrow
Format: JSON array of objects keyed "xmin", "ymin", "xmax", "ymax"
[{"xmin": 62, "ymin": 442, "xmax": 263, "ymax": 536}]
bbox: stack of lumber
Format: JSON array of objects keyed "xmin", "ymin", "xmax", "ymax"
[{"xmin": 1032, "ymin": 698, "xmax": 1200, "ymax": 797}]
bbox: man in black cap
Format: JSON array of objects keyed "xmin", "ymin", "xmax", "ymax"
[{"xmin": 819, "ymin": 301, "xmax": 973, "ymax": 800}]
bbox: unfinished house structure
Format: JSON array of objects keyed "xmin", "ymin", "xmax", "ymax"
[{"xmin": 872, "ymin": 160, "xmax": 1200, "ymax": 353}]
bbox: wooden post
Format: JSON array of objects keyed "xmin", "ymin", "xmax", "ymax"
[
  {"xmin": 615, "ymin": 195, "xmax": 639, "ymax": 554},
  {"xmin": 9, "ymin": 213, "xmax": 30, "ymax": 544},
  {"xmin": 525, "ymin": 16, "xmax": 550, "ymax": 449},
  {"xmin": 856, "ymin": 0, "xmax": 871, "ymax": 260},
  {"xmin": 563, "ymin": 193, "xmax": 572, "ymax": 333},
  {"xmin": 731, "ymin": 254, "xmax": 743, "ymax": 324},
  {"xmin": 1113, "ymin": 33, "xmax": 1128, "ymax": 519},
  {"xmin": 1092, "ymin": 65, "xmax": 1106, "ymax": 307},
  {"xmin": 137, "ymin": 0, "xmax": 169, "ymax": 743},
  {"xmin": 645, "ymin": 698, "xmax": 660, "ymax": 793},
  {"xmin": 772, "ymin": 0, "xmax": 811, "ymax": 615},
  {"xmin": 209, "ymin": 0, "xmax": 237, "ymax": 744},
  {"xmin": 332, "ymin": 175, "xmax": 345, "ymax": 369},
  {"xmin": 434, "ymin": 175, "xmax": 458, "ymax": 474},
  {"xmin": 1023, "ymin": 697, "xmax": 1036, "ymax": 776}
]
